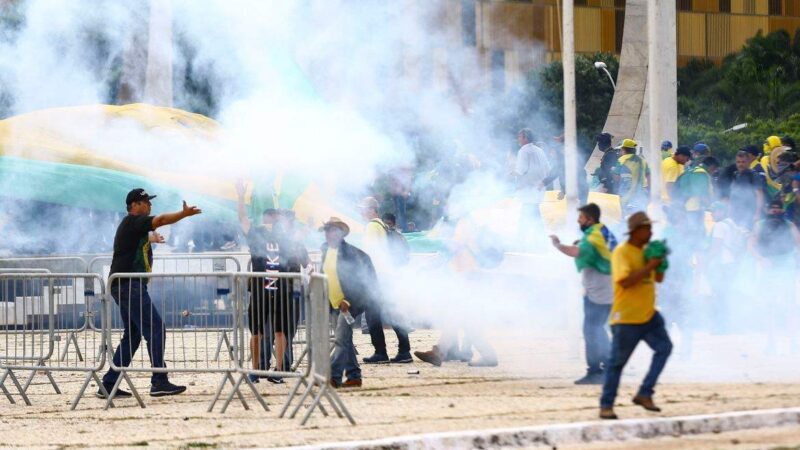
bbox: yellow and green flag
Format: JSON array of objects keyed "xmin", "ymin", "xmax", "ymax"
[{"xmin": 575, "ymin": 223, "xmax": 618, "ymax": 275}]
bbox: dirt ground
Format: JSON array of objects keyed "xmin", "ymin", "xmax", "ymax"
[{"xmin": 2, "ymin": 328, "xmax": 800, "ymax": 449}]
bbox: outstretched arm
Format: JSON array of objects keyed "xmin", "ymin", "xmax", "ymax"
[
  {"xmin": 549, "ymin": 235, "xmax": 579, "ymax": 258},
  {"xmin": 152, "ymin": 201, "xmax": 202, "ymax": 229}
]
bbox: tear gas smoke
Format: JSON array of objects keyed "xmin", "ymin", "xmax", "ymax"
[{"xmin": 0, "ymin": 0, "xmax": 798, "ymax": 382}]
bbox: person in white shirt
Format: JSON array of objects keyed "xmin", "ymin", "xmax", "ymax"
[
  {"xmin": 513, "ymin": 128, "xmax": 551, "ymax": 196},
  {"xmin": 513, "ymin": 129, "xmax": 551, "ymax": 246}
]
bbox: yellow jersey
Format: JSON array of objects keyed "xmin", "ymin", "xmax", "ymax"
[
  {"xmin": 661, "ymin": 157, "xmax": 684, "ymax": 202},
  {"xmin": 610, "ymin": 242, "xmax": 656, "ymax": 325},
  {"xmin": 323, "ymin": 248, "xmax": 346, "ymax": 309}
]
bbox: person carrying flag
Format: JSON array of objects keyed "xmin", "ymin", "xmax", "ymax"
[
  {"xmin": 612, "ymin": 139, "xmax": 650, "ymax": 217},
  {"xmin": 550, "ymin": 203, "xmax": 618, "ymax": 384}
]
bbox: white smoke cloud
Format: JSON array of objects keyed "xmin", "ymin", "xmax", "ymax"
[{"xmin": 4, "ymin": 0, "xmax": 796, "ymax": 385}]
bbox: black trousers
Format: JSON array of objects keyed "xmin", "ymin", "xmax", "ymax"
[{"xmin": 365, "ymin": 301, "xmax": 410, "ymax": 355}]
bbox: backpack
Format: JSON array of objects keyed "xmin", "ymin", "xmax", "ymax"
[{"xmin": 373, "ymin": 219, "xmax": 411, "ymax": 265}]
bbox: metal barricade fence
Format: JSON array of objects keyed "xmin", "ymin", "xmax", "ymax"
[
  {"xmin": 0, "ymin": 256, "xmax": 89, "ymax": 274},
  {"xmin": 210, "ymin": 271, "xmax": 352, "ymax": 424},
  {"xmin": 279, "ymin": 274, "xmax": 354, "ymax": 425},
  {"xmin": 0, "ymin": 273, "xmax": 107, "ymax": 410},
  {"xmin": 103, "ymin": 272, "xmax": 240, "ymax": 410},
  {"xmin": 89, "ymin": 253, "xmax": 243, "ymax": 277},
  {"xmin": 88, "ymin": 254, "xmax": 242, "ymax": 361},
  {"xmin": 214, "ymin": 272, "xmax": 308, "ymax": 413}
]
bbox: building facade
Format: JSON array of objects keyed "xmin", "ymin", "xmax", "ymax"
[{"xmin": 453, "ymin": 0, "xmax": 800, "ymax": 90}]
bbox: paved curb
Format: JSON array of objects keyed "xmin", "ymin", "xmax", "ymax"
[{"xmin": 275, "ymin": 407, "xmax": 800, "ymax": 449}]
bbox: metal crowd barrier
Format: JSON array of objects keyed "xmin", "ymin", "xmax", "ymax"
[
  {"xmin": 212, "ymin": 272, "xmax": 307, "ymax": 413},
  {"xmin": 0, "ymin": 254, "xmax": 353, "ymax": 424},
  {"xmin": 102, "ymin": 272, "xmax": 240, "ymax": 410},
  {"xmin": 0, "ymin": 256, "xmax": 89, "ymax": 274},
  {"xmin": 0, "ymin": 273, "xmax": 107, "ymax": 410},
  {"xmin": 88, "ymin": 253, "xmax": 242, "ymax": 277},
  {"xmin": 99, "ymin": 271, "xmax": 352, "ymax": 424},
  {"xmin": 87, "ymin": 254, "xmax": 242, "ymax": 364},
  {"xmin": 280, "ymin": 274, "xmax": 354, "ymax": 425}
]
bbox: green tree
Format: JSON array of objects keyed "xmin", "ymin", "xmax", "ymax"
[{"xmin": 509, "ymin": 52, "xmax": 618, "ymax": 156}]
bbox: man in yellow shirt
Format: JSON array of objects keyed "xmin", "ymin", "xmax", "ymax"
[
  {"xmin": 599, "ymin": 212, "xmax": 672, "ymax": 420},
  {"xmin": 661, "ymin": 146, "xmax": 691, "ymax": 203},
  {"xmin": 357, "ymin": 197, "xmax": 412, "ymax": 364},
  {"xmin": 320, "ymin": 217, "xmax": 380, "ymax": 388}
]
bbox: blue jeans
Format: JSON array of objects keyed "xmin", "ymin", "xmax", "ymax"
[
  {"xmin": 102, "ymin": 280, "xmax": 168, "ymax": 386},
  {"xmin": 330, "ymin": 308, "xmax": 362, "ymax": 384},
  {"xmin": 600, "ymin": 312, "xmax": 672, "ymax": 408},
  {"xmin": 583, "ymin": 297, "xmax": 611, "ymax": 374}
]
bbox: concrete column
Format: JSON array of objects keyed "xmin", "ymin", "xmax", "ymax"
[
  {"xmin": 143, "ymin": 0, "xmax": 173, "ymax": 107},
  {"xmin": 646, "ymin": 0, "xmax": 678, "ymax": 213},
  {"xmin": 562, "ymin": 0, "xmax": 578, "ymax": 207}
]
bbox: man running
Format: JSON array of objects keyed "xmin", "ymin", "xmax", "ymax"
[{"xmin": 600, "ymin": 212, "xmax": 672, "ymax": 419}]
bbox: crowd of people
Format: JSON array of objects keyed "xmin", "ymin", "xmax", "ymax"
[{"xmin": 89, "ymin": 126, "xmax": 800, "ymax": 420}]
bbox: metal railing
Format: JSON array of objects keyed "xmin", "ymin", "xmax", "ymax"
[
  {"xmin": 0, "ymin": 253, "xmax": 354, "ymax": 424},
  {"xmin": 0, "ymin": 273, "xmax": 107, "ymax": 410},
  {"xmin": 102, "ymin": 272, "xmax": 239, "ymax": 410}
]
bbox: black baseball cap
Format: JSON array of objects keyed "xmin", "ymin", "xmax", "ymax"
[
  {"xmin": 742, "ymin": 144, "xmax": 760, "ymax": 157},
  {"xmin": 674, "ymin": 145, "xmax": 692, "ymax": 157},
  {"xmin": 125, "ymin": 188, "xmax": 157, "ymax": 206},
  {"xmin": 597, "ymin": 132, "xmax": 613, "ymax": 146}
]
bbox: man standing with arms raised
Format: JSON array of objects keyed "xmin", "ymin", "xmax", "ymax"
[
  {"xmin": 98, "ymin": 189, "xmax": 201, "ymax": 399},
  {"xmin": 599, "ymin": 212, "xmax": 672, "ymax": 419}
]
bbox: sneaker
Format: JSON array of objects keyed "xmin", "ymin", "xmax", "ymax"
[
  {"xmin": 247, "ymin": 374, "xmax": 260, "ymax": 384},
  {"xmin": 574, "ymin": 373, "xmax": 605, "ymax": 385},
  {"xmin": 95, "ymin": 386, "xmax": 132, "ymax": 399},
  {"xmin": 468, "ymin": 357, "xmax": 498, "ymax": 367},
  {"xmin": 266, "ymin": 376, "xmax": 285, "ymax": 384},
  {"xmin": 414, "ymin": 348, "xmax": 443, "ymax": 367},
  {"xmin": 632, "ymin": 395, "xmax": 662, "ymax": 412},
  {"xmin": 362, "ymin": 353, "xmax": 390, "ymax": 364},
  {"xmin": 390, "ymin": 352, "xmax": 413, "ymax": 364},
  {"xmin": 150, "ymin": 381, "xmax": 187, "ymax": 397},
  {"xmin": 341, "ymin": 378, "xmax": 362, "ymax": 388},
  {"xmin": 599, "ymin": 407, "xmax": 618, "ymax": 420}
]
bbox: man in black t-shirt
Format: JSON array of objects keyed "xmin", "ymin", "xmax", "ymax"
[
  {"xmin": 595, "ymin": 133, "xmax": 618, "ymax": 194},
  {"xmin": 236, "ymin": 183, "xmax": 309, "ymax": 383},
  {"xmin": 98, "ymin": 188, "xmax": 201, "ymax": 400}
]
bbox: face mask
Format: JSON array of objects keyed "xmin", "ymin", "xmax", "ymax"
[{"xmin": 579, "ymin": 223, "xmax": 591, "ymax": 232}]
